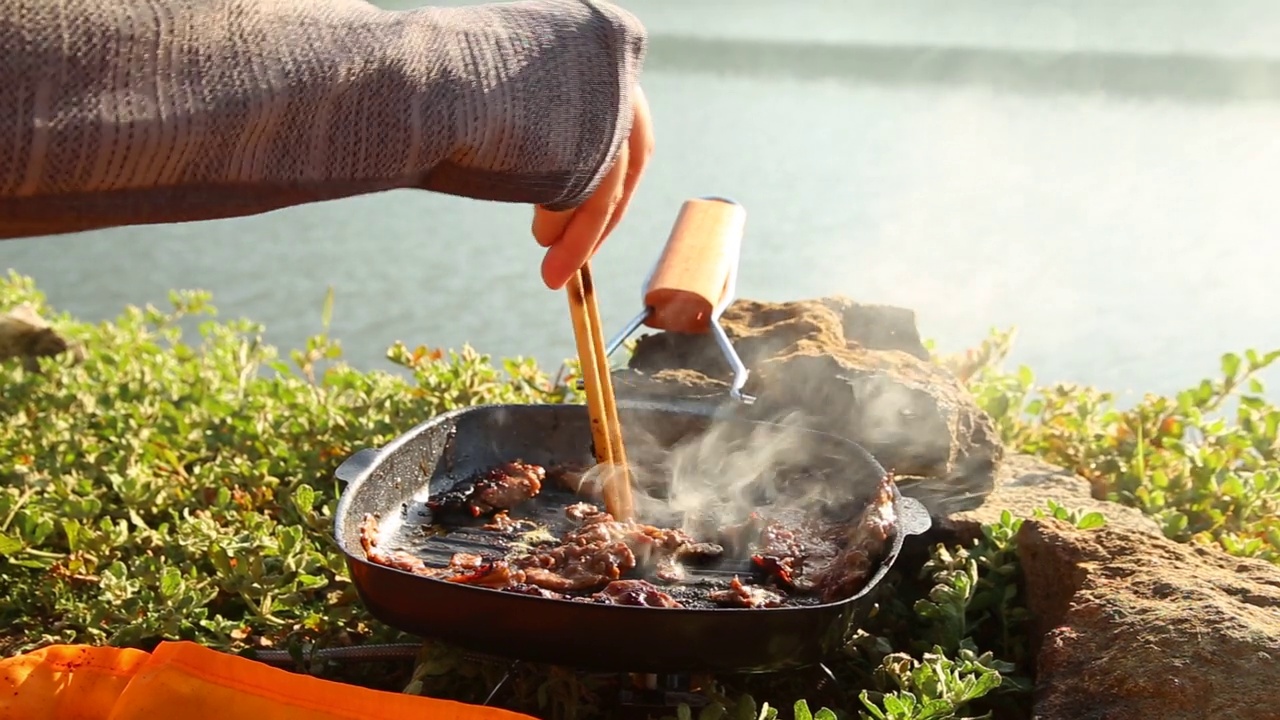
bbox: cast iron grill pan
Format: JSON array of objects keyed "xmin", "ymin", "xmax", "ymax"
[{"xmin": 332, "ymin": 403, "xmax": 931, "ymax": 674}]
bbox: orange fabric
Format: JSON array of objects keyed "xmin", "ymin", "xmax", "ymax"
[
  {"xmin": 1, "ymin": 642, "xmax": 535, "ymax": 720},
  {"xmin": 0, "ymin": 644, "xmax": 150, "ymax": 720}
]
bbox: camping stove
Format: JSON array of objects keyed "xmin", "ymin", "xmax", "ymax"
[{"xmin": 458, "ymin": 650, "xmax": 845, "ymax": 719}]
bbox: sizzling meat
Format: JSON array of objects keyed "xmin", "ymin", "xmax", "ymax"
[
  {"xmin": 482, "ymin": 511, "xmax": 533, "ymax": 533},
  {"xmin": 550, "ymin": 463, "xmax": 602, "ymax": 501},
  {"xmin": 585, "ymin": 579, "xmax": 682, "ymax": 608},
  {"xmin": 709, "ymin": 576, "xmax": 784, "ymax": 608},
  {"xmin": 427, "ymin": 460, "xmax": 545, "ymax": 517},
  {"xmin": 358, "ymin": 465, "xmax": 902, "ymax": 609},
  {"xmin": 809, "ymin": 473, "xmax": 898, "ymax": 603},
  {"xmin": 511, "ymin": 506, "xmax": 724, "ymax": 593},
  {"xmin": 358, "ymin": 514, "xmax": 430, "ymax": 574}
]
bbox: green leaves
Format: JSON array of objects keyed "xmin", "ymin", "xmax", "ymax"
[
  {"xmin": 949, "ymin": 326, "xmax": 1280, "ymax": 565},
  {"xmin": 4, "ymin": 275, "xmax": 1279, "ymax": 719},
  {"xmin": 0, "ymin": 273, "xmax": 567, "ymax": 656}
]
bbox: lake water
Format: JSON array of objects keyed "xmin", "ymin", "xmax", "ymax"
[{"xmin": 4, "ymin": 0, "xmax": 1280, "ymax": 400}]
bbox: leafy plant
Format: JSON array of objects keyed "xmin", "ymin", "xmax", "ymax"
[
  {"xmin": 0, "ymin": 271, "xmax": 566, "ymax": 661},
  {"xmin": 2, "ymin": 271, "xmax": 1277, "ymax": 720}
]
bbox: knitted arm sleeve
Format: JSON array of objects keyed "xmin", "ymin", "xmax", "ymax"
[{"xmin": 0, "ymin": 0, "xmax": 647, "ymax": 238}]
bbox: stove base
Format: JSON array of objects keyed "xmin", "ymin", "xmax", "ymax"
[{"xmin": 467, "ymin": 654, "xmax": 846, "ymax": 715}]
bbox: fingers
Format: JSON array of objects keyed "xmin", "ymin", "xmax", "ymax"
[
  {"xmin": 540, "ymin": 140, "xmax": 629, "ymax": 290},
  {"xmin": 599, "ymin": 85, "xmax": 655, "ymax": 248},
  {"xmin": 532, "ymin": 207, "xmax": 573, "ymax": 248}
]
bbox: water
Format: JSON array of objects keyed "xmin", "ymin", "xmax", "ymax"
[{"xmin": 4, "ymin": 0, "xmax": 1280, "ymax": 401}]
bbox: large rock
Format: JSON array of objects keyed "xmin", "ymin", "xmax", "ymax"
[
  {"xmin": 929, "ymin": 454, "xmax": 1162, "ymax": 545},
  {"xmin": 1018, "ymin": 518, "xmax": 1280, "ymax": 720},
  {"xmin": 0, "ymin": 303, "xmax": 82, "ymax": 373},
  {"xmin": 619, "ymin": 297, "xmax": 1002, "ymax": 513}
]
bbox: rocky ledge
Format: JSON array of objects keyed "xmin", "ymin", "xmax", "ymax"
[
  {"xmin": 1020, "ymin": 518, "xmax": 1280, "ymax": 720},
  {"xmin": 615, "ymin": 296, "xmax": 1003, "ymax": 514},
  {"xmin": 614, "ymin": 295, "xmax": 1280, "ymax": 720}
]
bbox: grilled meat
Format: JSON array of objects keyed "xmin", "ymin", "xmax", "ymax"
[
  {"xmin": 482, "ymin": 511, "xmax": 533, "ymax": 533},
  {"xmin": 358, "ymin": 463, "xmax": 901, "ymax": 609},
  {"xmin": 358, "ymin": 514, "xmax": 431, "ymax": 574},
  {"xmin": 585, "ymin": 579, "xmax": 682, "ymax": 608},
  {"xmin": 550, "ymin": 463, "xmax": 602, "ymax": 501},
  {"xmin": 564, "ymin": 502, "xmax": 600, "ymax": 522},
  {"xmin": 809, "ymin": 473, "xmax": 898, "ymax": 603},
  {"xmin": 446, "ymin": 558, "xmax": 525, "ymax": 588},
  {"xmin": 502, "ymin": 583, "xmax": 565, "ymax": 599},
  {"xmin": 512, "ymin": 507, "xmax": 724, "ymax": 592},
  {"xmin": 427, "ymin": 460, "xmax": 545, "ymax": 518},
  {"xmin": 709, "ymin": 576, "xmax": 785, "ymax": 608}
]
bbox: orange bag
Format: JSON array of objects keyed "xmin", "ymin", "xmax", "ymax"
[{"xmin": 0, "ymin": 641, "xmax": 536, "ymax": 720}]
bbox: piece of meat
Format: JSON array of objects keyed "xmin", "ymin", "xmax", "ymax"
[
  {"xmin": 587, "ymin": 579, "xmax": 682, "ymax": 608},
  {"xmin": 514, "ymin": 509, "xmax": 724, "ymax": 592},
  {"xmin": 709, "ymin": 576, "xmax": 785, "ymax": 609},
  {"xmin": 516, "ymin": 539, "xmax": 637, "ymax": 592},
  {"xmin": 427, "ymin": 461, "xmax": 545, "ymax": 517},
  {"xmin": 809, "ymin": 473, "xmax": 898, "ymax": 603},
  {"xmin": 482, "ymin": 512, "xmax": 532, "ymax": 533},
  {"xmin": 358, "ymin": 514, "xmax": 431, "ymax": 574},
  {"xmin": 446, "ymin": 559, "xmax": 526, "ymax": 588},
  {"xmin": 714, "ymin": 512, "xmax": 769, "ymax": 556},
  {"xmin": 502, "ymin": 583, "xmax": 565, "ymax": 599},
  {"xmin": 550, "ymin": 463, "xmax": 602, "ymax": 501},
  {"xmin": 565, "ymin": 502, "xmax": 602, "ymax": 523}
]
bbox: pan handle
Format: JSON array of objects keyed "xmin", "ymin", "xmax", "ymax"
[
  {"xmin": 642, "ymin": 196, "xmax": 746, "ymax": 335},
  {"xmin": 896, "ymin": 495, "xmax": 933, "ymax": 537},
  {"xmin": 334, "ymin": 448, "xmax": 381, "ymax": 486}
]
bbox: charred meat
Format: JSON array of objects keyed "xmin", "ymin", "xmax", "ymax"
[
  {"xmin": 809, "ymin": 473, "xmax": 898, "ymax": 603},
  {"xmin": 749, "ymin": 519, "xmax": 818, "ymax": 591},
  {"xmin": 358, "ymin": 461, "xmax": 903, "ymax": 609},
  {"xmin": 427, "ymin": 461, "xmax": 545, "ymax": 517},
  {"xmin": 709, "ymin": 576, "xmax": 785, "ymax": 609},
  {"xmin": 502, "ymin": 583, "xmax": 565, "ymax": 599},
  {"xmin": 359, "ymin": 514, "xmax": 431, "ymax": 574},
  {"xmin": 482, "ymin": 511, "xmax": 533, "ymax": 533},
  {"xmin": 585, "ymin": 579, "xmax": 682, "ymax": 608},
  {"xmin": 446, "ymin": 558, "xmax": 525, "ymax": 588},
  {"xmin": 511, "ymin": 508, "xmax": 724, "ymax": 593}
]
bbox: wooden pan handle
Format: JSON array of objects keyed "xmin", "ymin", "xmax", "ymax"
[{"xmin": 642, "ymin": 197, "xmax": 746, "ymax": 335}]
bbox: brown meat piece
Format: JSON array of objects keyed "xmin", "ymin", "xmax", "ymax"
[
  {"xmin": 565, "ymin": 502, "xmax": 602, "ymax": 523},
  {"xmin": 427, "ymin": 461, "xmax": 545, "ymax": 517},
  {"xmin": 482, "ymin": 512, "xmax": 533, "ymax": 533},
  {"xmin": 809, "ymin": 473, "xmax": 898, "ymax": 603},
  {"xmin": 515, "ymin": 510, "xmax": 724, "ymax": 592},
  {"xmin": 446, "ymin": 559, "xmax": 526, "ymax": 588},
  {"xmin": 358, "ymin": 514, "xmax": 430, "ymax": 574},
  {"xmin": 517, "ymin": 539, "xmax": 637, "ymax": 592},
  {"xmin": 501, "ymin": 583, "xmax": 566, "ymax": 600},
  {"xmin": 550, "ymin": 463, "xmax": 603, "ymax": 502},
  {"xmin": 709, "ymin": 576, "xmax": 785, "ymax": 609},
  {"xmin": 588, "ymin": 580, "xmax": 682, "ymax": 608}
]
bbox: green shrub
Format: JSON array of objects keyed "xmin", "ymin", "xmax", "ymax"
[
  {"xmin": 2, "ymin": 272, "xmax": 1277, "ymax": 720},
  {"xmin": 0, "ymin": 271, "xmax": 567, "ymax": 656}
]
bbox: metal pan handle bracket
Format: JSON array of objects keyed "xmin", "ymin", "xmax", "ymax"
[{"xmin": 591, "ymin": 196, "xmax": 755, "ymax": 404}]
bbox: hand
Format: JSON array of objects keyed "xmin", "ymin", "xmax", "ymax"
[{"xmin": 532, "ymin": 84, "xmax": 654, "ymax": 290}]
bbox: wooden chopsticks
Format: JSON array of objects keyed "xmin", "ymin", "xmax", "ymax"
[{"xmin": 565, "ymin": 263, "xmax": 635, "ymax": 522}]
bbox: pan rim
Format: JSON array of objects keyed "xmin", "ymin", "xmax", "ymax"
[{"xmin": 333, "ymin": 402, "xmax": 930, "ymax": 616}]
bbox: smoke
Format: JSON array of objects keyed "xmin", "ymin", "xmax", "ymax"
[{"xmin": 615, "ymin": 400, "xmax": 887, "ymax": 540}]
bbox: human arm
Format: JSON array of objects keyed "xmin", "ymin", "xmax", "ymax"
[{"xmin": 0, "ymin": 0, "xmax": 647, "ymax": 255}]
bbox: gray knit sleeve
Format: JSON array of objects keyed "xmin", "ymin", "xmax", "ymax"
[{"xmin": 0, "ymin": 0, "xmax": 648, "ymax": 238}]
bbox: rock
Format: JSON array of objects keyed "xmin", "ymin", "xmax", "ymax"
[
  {"xmin": 928, "ymin": 454, "xmax": 1162, "ymax": 546},
  {"xmin": 0, "ymin": 304, "xmax": 82, "ymax": 372},
  {"xmin": 622, "ymin": 297, "xmax": 1002, "ymax": 513},
  {"xmin": 1017, "ymin": 518, "xmax": 1280, "ymax": 720}
]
